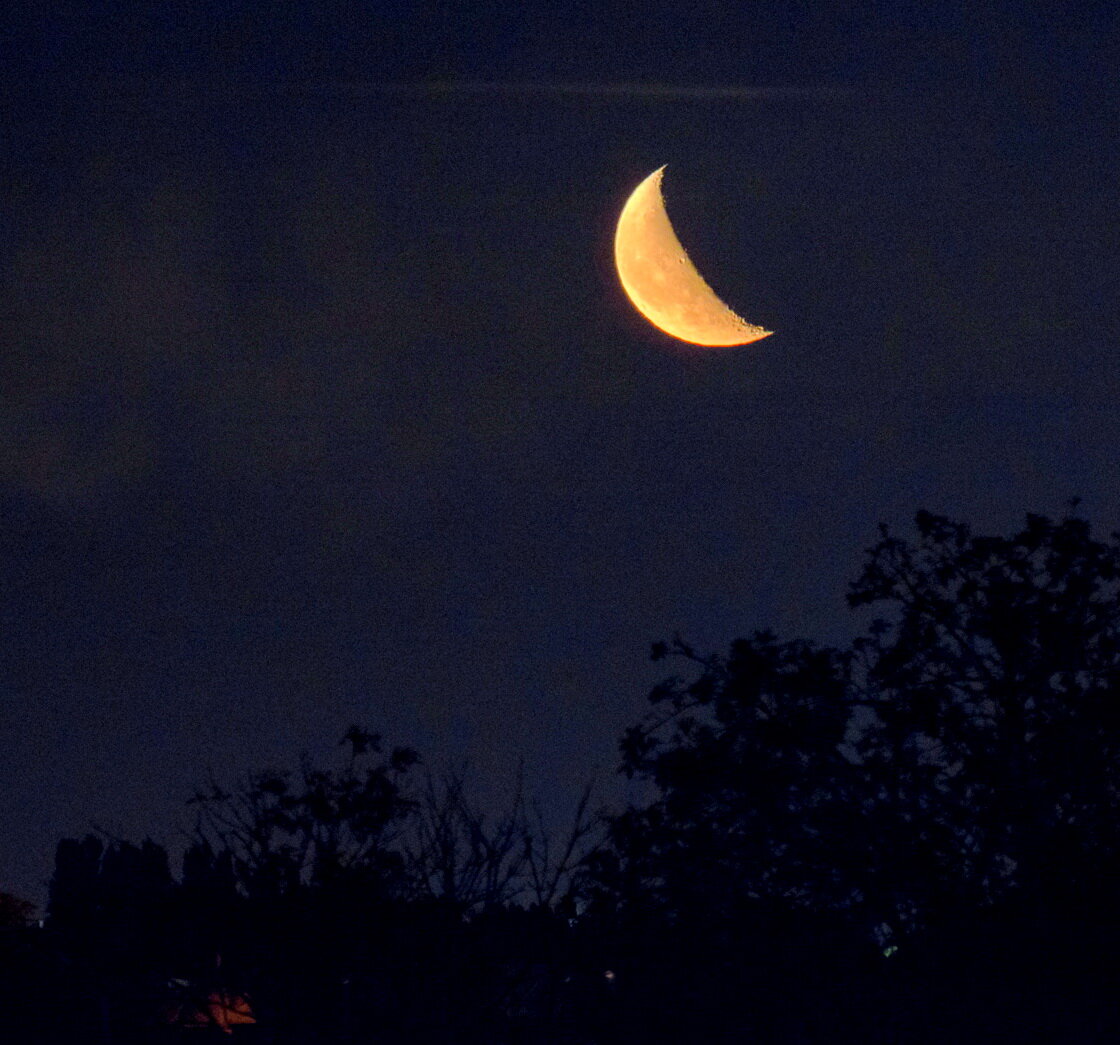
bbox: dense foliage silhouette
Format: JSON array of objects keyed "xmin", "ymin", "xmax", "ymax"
[
  {"xmin": 588, "ymin": 505, "xmax": 1120, "ymax": 1040},
  {"xmin": 5, "ymin": 508, "xmax": 1120, "ymax": 1041}
]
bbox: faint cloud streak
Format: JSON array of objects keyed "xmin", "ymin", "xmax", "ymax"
[{"xmin": 269, "ymin": 81, "xmax": 854, "ymax": 102}]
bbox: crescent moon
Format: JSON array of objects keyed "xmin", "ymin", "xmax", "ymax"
[{"xmin": 614, "ymin": 166, "xmax": 772, "ymax": 347}]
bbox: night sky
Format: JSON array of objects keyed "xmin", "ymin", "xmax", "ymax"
[{"xmin": 3, "ymin": 3, "xmax": 1118, "ymax": 907}]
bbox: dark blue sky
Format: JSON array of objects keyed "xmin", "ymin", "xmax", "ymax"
[{"xmin": 3, "ymin": 2, "xmax": 1119, "ymax": 905}]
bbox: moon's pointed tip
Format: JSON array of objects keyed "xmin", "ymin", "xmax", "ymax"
[{"xmin": 733, "ymin": 328, "xmax": 773, "ymax": 346}]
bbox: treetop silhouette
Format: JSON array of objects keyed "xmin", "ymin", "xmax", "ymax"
[{"xmin": 602, "ymin": 505, "xmax": 1120, "ymax": 946}]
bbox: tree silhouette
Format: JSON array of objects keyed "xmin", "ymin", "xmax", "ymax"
[
  {"xmin": 599, "ymin": 632, "xmax": 860, "ymax": 928},
  {"xmin": 592, "ymin": 507, "xmax": 1120, "ymax": 1041},
  {"xmin": 399, "ymin": 763, "xmax": 602, "ymax": 914},
  {"xmin": 188, "ymin": 727, "xmax": 420, "ymax": 902},
  {"xmin": 849, "ymin": 506, "xmax": 1120, "ymax": 930},
  {"xmin": 28, "ymin": 508, "xmax": 1120, "ymax": 1041},
  {"xmin": 180, "ymin": 730, "xmax": 605, "ymax": 1042}
]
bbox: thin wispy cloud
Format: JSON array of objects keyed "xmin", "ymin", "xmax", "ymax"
[
  {"xmin": 270, "ymin": 81, "xmax": 854, "ymax": 101},
  {"xmin": 59, "ymin": 80, "xmax": 853, "ymax": 104}
]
